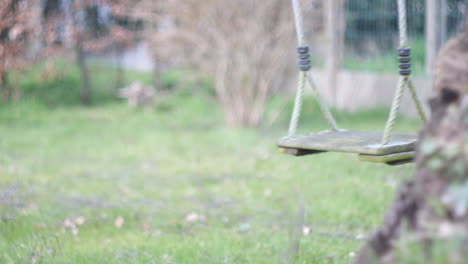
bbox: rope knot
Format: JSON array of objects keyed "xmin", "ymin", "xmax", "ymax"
[
  {"xmin": 297, "ymin": 46, "xmax": 311, "ymax": 71},
  {"xmin": 398, "ymin": 47, "xmax": 411, "ymax": 76}
]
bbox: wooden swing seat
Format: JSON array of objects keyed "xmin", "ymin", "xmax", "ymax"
[{"xmin": 277, "ymin": 130, "xmax": 417, "ymax": 165}]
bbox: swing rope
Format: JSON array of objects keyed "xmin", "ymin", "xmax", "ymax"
[
  {"xmin": 408, "ymin": 80, "xmax": 427, "ymax": 123},
  {"xmin": 382, "ymin": 0, "xmax": 427, "ymax": 144},
  {"xmin": 288, "ymin": 0, "xmax": 338, "ymax": 136},
  {"xmin": 288, "ymin": 71, "xmax": 307, "ymax": 136},
  {"xmin": 288, "ymin": 0, "xmax": 426, "ymax": 143},
  {"xmin": 306, "ymin": 74, "xmax": 339, "ymax": 132}
]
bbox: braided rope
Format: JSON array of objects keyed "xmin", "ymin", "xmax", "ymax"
[
  {"xmin": 305, "ymin": 74, "xmax": 339, "ymax": 131},
  {"xmin": 399, "ymin": 0, "xmax": 426, "ymax": 123},
  {"xmin": 291, "ymin": 0, "xmax": 306, "ymax": 45},
  {"xmin": 288, "ymin": 0, "xmax": 306, "ymax": 136},
  {"xmin": 382, "ymin": 0, "xmax": 410, "ymax": 144},
  {"xmin": 288, "ymin": 0, "xmax": 339, "ymax": 135},
  {"xmin": 407, "ymin": 79, "xmax": 427, "ymax": 122},
  {"xmin": 397, "ymin": 0, "xmax": 408, "ymax": 47},
  {"xmin": 383, "ymin": 0, "xmax": 428, "ymax": 144},
  {"xmin": 288, "ymin": 72, "xmax": 307, "ymax": 136},
  {"xmin": 382, "ymin": 76, "xmax": 407, "ymax": 144}
]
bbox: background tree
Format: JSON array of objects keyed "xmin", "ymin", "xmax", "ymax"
[
  {"xmin": 42, "ymin": 0, "xmax": 136, "ymax": 105},
  {"xmin": 355, "ymin": 18, "xmax": 468, "ymax": 264},
  {"xmin": 132, "ymin": 0, "xmax": 294, "ymax": 127},
  {"xmin": 0, "ymin": 0, "xmax": 34, "ymax": 101}
]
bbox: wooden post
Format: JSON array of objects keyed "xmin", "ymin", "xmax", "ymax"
[
  {"xmin": 426, "ymin": 0, "xmax": 437, "ymax": 79},
  {"xmin": 440, "ymin": 0, "xmax": 448, "ymax": 44},
  {"xmin": 354, "ymin": 25, "xmax": 468, "ymax": 264},
  {"xmin": 325, "ymin": 0, "xmax": 345, "ymax": 106},
  {"xmin": 426, "ymin": 0, "xmax": 447, "ymax": 81}
]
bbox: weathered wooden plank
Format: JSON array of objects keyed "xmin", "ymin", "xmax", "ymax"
[
  {"xmin": 277, "ymin": 130, "xmax": 416, "ymax": 155},
  {"xmin": 359, "ymin": 151, "xmax": 415, "ymax": 165},
  {"xmin": 278, "ymin": 147, "xmax": 326, "ymax": 156}
]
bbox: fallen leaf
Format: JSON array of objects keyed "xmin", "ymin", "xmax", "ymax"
[
  {"xmin": 62, "ymin": 219, "xmax": 75, "ymax": 228},
  {"xmin": 184, "ymin": 212, "xmax": 203, "ymax": 224},
  {"xmin": 115, "ymin": 216, "xmax": 124, "ymax": 228},
  {"xmin": 74, "ymin": 216, "xmax": 86, "ymax": 226},
  {"xmin": 355, "ymin": 233, "xmax": 365, "ymax": 240}
]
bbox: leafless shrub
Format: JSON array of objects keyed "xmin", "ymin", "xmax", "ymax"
[{"xmin": 133, "ymin": 0, "xmax": 294, "ymax": 127}]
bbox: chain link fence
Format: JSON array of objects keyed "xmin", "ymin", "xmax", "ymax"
[
  {"xmin": 296, "ymin": 0, "xmax": 467, "ymax": 114},
  {"xmin": 343, "ymin": 0, "xmax": 466, "ymax": 75}
]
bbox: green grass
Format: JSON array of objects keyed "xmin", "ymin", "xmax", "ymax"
[
  {"xmin": 0, "ymin": 62, "xmax": 422, "ymax": 264},
  {"xmin": 13, "ymin": 59, "xmax": 201, "ymax": 107},
  {"xmin": 0, "ymin": 98, "xmax": 419, "ymax": 264}
]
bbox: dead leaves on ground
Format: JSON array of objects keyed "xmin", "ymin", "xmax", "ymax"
[
  {"xmin": 61, "ymin": 216, "xmax": 128, "ymax": 236},
  {"xmin": 62, "ymin": 216, "xmax": 86, "ymax": 235}
]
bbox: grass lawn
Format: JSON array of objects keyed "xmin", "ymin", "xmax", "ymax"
[{"xmin": 0, "ymin": 87, "xmax": 421, "ymax": 263}]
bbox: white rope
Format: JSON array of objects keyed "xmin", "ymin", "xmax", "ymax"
[
  {"xmin": 382, "ymin": 76, "xmax": 407, "ymax": 144},
  {"xmin": 288, "ymin": 0, "xmax": 306, "ymax": 136},
  {"xmin": 400, "ymin": 0, "xmax": 426, "ymax": 123},
  {"xmin": 288, "ymin": 0, "xmax": 339, "ymax": 135},
  {"xmin": 407, "ymin": 79, "xmax": 427, "ymax": 123},
  {"xmin": 382, "ymin": 0, "xmax": 427, "ymax": 144},
  {"xmin": 288, "ymin": 72, "xmax": 307, "ymax": 136},
  {"xmin": 288, "ymin": 0, "xmax": 425, "ymax": 144},
  {"xmin": 397, "ymin": 0, "xmax": 408, "ymax": 47},
  {"xmin": 382, "ymin": 0, "xmax": 408, "ymax": 145},
  {"xmin": 291, "ymin": 0, "xmax": 306, "ymax": 46},
  {"xmin": 305, "ymin": 73, "xmax": 339, "ymax": 131}
]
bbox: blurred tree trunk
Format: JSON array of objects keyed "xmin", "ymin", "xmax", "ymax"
[
  {"xmin": 152, "ymin": 59, "xmax": 162, "ymax": 92},
  {"xmin": 0, "ymin": 0, "xmax": 34, "ymax": 102},
  {"xmin": 75, "ymin": 44, "xmax": 91, "ymax": 105},
  {"xmin": 355, "ymin": 22, "xmax": 468, "ymax": 264},
  {"xmin": 1, "ymin": 72, "xmax": 11, "ymax": 101},
  {"xmin": 114, "ymin": 44, "xmax": 125, "ymax": 90},
  {"xmin": 27, "ymin": 0, "xmax": 44, "ymax": 58}
]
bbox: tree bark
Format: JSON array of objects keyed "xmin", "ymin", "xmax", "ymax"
[
  {"xmin": 114, "ymin": 45, "xmax": 125, "ymax": 90},
  {"xmin": 355, "ymin": 20, "xmax": 468, "ymax": 264}
]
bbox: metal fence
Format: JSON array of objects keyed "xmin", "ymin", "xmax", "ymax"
[
  {"xmin": 297, "ymin": 0, "xmax": 467, "ymax": 114},
  {"xmin": 303, "ymin": 0, "xmax": 466, "ymax": 74},
  {"xmin": 349, "ymin": 0, "xmax": 465, "ymax": 75}
]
